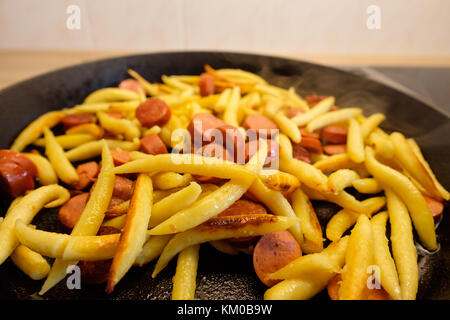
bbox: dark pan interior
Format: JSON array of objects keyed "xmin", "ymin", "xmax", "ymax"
[{"xmin": 0, "ymin": 52, "xmax": 448, "ymax": 300}]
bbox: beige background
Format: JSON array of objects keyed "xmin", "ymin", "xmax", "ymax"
[
  {"xmin": 1, "ymin": 0, "xmax": 449, "ymax": 56},
  {"xmin": 1, "ymin": 0, "xmax": 449, "ymax": 89}
]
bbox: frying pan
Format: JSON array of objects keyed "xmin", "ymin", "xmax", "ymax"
[{"xmin": 0, "ymin": 52, "xmax": 448, "ymax": 300}]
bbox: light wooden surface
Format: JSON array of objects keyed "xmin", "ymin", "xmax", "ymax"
[{"xmin": 1, "ymin": 50, "xmax": 449, "ymax": 90}]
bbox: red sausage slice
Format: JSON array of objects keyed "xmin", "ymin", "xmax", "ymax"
[
  {"xmin": 253, "ymin": 230, "xmax": 302, "ymax": 287},
  {"xmin": 243, "ymin": 115, "xmax": 278, "ymax": 139},
  {"xmin": 0, "ymin": 160, "xmax": 35, "ymax": 198},
  {"xmin": 193, "ymin": 143, "xmax": 233, "ymax": 182},
  {"xmin": 299, "ymin": 128, "xmax": 320, "ymax": 140},
  {"xmin": 292, "ymin": 145, "xmax": 312, "ymax": 164},
  {"xmin": 323, "ymin": 144, "xmax": 347, "ymax": 155},
  {"xmin": 297, "ymin": 136, "xmax": 323, "ymax": 154},
  {"xmin": 424, "ymin": 195, "xmax": 444, "ymax": 221},
  {"xmin": 0, "ymin": 150, "xmax": 38, "ymax": 178},
  {"xmin": 110, "ymin": 149, "xmax": 131, "ymax": 166},
  {"xmin": 199, "ymin": 73, "xmax": 215, "ymax": 97},
  {"xmin": 245, "ymin": 139, "xmax": 279, "ymax": 165},
  {"xmin": 61, "ymin": 114, "xmax": 94, "ymax": 131},
  {"xmin": 284, "ymin": 107, "xmax": 303, "ymax": 119},
  {"xmin": 74, "ymin": 161, "xmax": 99, "ymax": 190},
  {"xmin": 112, "ymin": 176, "xmax": 135, "ymax": 201},
  {"xmin": 187, "ymin": 113, "xmax": 226, "ymax": 147},
  {"xmin": 135, "ymin": 98, "xmax": 171, "ymax": 127},
  {"xmin": 140, "ymin": 134, "xmax": 168, "ymax": 155},
  {"xmin": 118, "ymin": 79, "xmax": 143, "ymax": 94},
  {"xmin": 58, "ymin": 193, "xmax": 90, "ymax": 229},
  {"xmin": 217, "ymin": 124, "xmax": 245, "ymax": 162},
  {"xmin": 321, "ymin": 125, "xmax": 348, "ymax": 144}
]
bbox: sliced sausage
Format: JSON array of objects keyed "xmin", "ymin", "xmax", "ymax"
[
  {"xmin": 118, "ymin": 79, "xmax": 143, "ymax": 94},
  {"xmin": 253, "ymin": 230, "xmax": 302, "ymax": 287},
  {"xmin": 243, "ymin": 114, "xmax": 278, "ymax": 139},
  {"xmin": 105, "ymin": 197, "xmax": 126, "ymax": 218},
  {"xmin": 0, "ymin": 150, "xmax": 38, "ymax": 178},
  {"xmin": 140, "ymin": 134, "xmax": 168, "ymax": 155},
  {"xmin": 245, "ymin": 139, "xmax": 279, "ymax": 165},
  {"xmin": 218, "ymin": 199, "xmax": 267, "ymax": 247},
  {"xmin": 135, "ymin": 98, "xmax": 171, "ymax": 127},
  {"xmin": 107, "ymin": 111, "xmax": 123, "ymax": 119},
  {"xmin": 424, "ymin": 195, "xmax": 444, "ymax": 221},
  {"xmin": 78, "ymin": 226, "xmax": 121, "ymax": 285},
  {"xmin": 323, "ymin": 144, "xmax": 347, "ymax": 155},
  {"xmin": 217, "ymin": 124, "xmax": 245, "ymax": 162},
  {"xmin": 297, "ymin": 136, "xmax": 323, "ymax": 154},
  {"xmin": 321, "ymin": 125, "xmax": 348, "ymax": 144},
  {"xmin": 299, "ymin": 128, "xmax": 320, "ymax": 139},
  {"xmin": 112, "ymin": 176, "xmax": 135, "ymax": 200},
  {"xmin": 110, "ymin": 149, "xmax": 131, "ymax": 166},
  {"xmin": 199, "ymin": 73, "xmax": 215, "ymax": 97},
  {"xmin": 306, "ymin": 95, "xmax": 327, "ymax": 107},
  {"xmin": 292, "ymin": 145, "xmax": 312, "ymax": 164},
  {"xmin": 327, "ymin": 274, "xmax": 391, "ymax": 300},
  {"xmin": 61, "ymin": 114, "xmax": 94, "ymax": 131},
  {"xmin": 187, "ymin": 113, "xmax": 226, "ymax": 147},
  {"xmin": 58, "ymin": 193, "xmax": 90, "ymax": 229},
  {"xmin": 284, "ymin": 107, "xmax": 303, "ymax": 119},
  {"xmin": 74, "ymin": 161, "xmax": 99, "ymax": 190},
  {"xmin": 0, "ymin": 160, "xmax": 35, "ymax": 198}
]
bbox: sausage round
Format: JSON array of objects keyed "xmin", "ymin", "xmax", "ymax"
[
  {"xmin": 187, "ymin": 113, "xmax": 226, "ymax": 147},
  {"xmin": 292, "ymin": 144, "xmax": 312, "ymax": 164},
  {"xmin": 217, "ymin": 124, "xmax": 245, "ymax": 162},
  {"xmin": 323, "ymin": 144, "xmax": 347, "ymax": 155},
  {"xmin": 0, "ymin": 150, "xmax": 38, "ymax": 178},
  {"xmin": 245, "ymin": 139, "xmax": 279, "ymax": 165},
  {"xmin": 135, "ymin": 98, "xmax": 171, "ymax": 127},
  {"xmin": 296, "ymin": 136, "xmax": 323, "ymax": 154},
  {"xmin": 199, "ymin": 73, "xmax": 215, "ymax": 97},
  {"xmin": 299, "ymin": 128, "xmax": 320, "ymax": 140},
  {"xmin": 118, "ymin": 79, "xmax": 143, "ymax": 94},
  {"xmin": 0, "ymin": 160, "xmax": 35, "ymax": 198},
  {"xmin": 61, "ymin": 114, "xmax": 94, "ymax": 131},
  {"xmin": 140, "ymin": 134, "xmax": 168, "ymax": 155},
  {"xmin": 74, "ymin": 161, "xmax": 99, "ymax": 190},
  {"xmin": 253, "ymin": 230, "xmax": 302, "ymax": 287},
  {"xmin": 110, "ymin": 149, "xmax": 131, "ymax": 166},
  {"xmin": 321, "ymin": 125, "xmax": 348, "ymax": 144},
  {"xmin": 284, "ymin": 107, "xmax": 303, "ymax": 119},
  {"xmin": 112, "ymin": 175, "xmax": 135, "ymax": 200},
  {"xmin": 243, "ymin": 114, "xmax": 278, "ymax": 139},
  {"xmin": 58, "ymin": 193, "xmax": 90, "ymax": 229},
  {"xmin": 424, "ymin": 195, "xmax": 444, "ymax": 221}
]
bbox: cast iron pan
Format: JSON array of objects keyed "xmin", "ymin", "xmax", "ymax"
[{"xmin": 0, "ymin": 52, "xmax": 448, "ymax": 300}]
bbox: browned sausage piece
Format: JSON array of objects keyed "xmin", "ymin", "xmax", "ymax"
[
  {"xmin": 106, "ymin": 111, "xmax": 123, "ymax": 119},
  {"xmin": 118, "ymin": 79, "xmax": 143, "ymax": 94},
  {"xmin": 217, "ymin": 124, "xmax": 245, "ymax": 162},
  {"xmin": 110, "ymin": 149, "xmax": 131, "ymax": 166},
  {"xmin": 424, "ymin": 195, "xmax": 444, "ymax": 221},
  {"xmin": 218, "ymin": 199, "xmax": 267, "ymax": 247},
  {"xmin": 243, "ymin": 114, "xmax": 278, "ymax": 139},
  {"xmin": 112, "ymin": 175, "xmax": 135, "ymax": 200},
  {"xmin": 323, "ymin": 144, "xmax": 347, "ymax": 155},
  {"xmin": 284, "ymin": 107, "xmax": 303, "ymax": 119},
  {"xmin": 61, "ymin": 114, "xmax": 95, "ymax": 131},
  {"xmin": 140, "ymin": 134, "xmax": 168, "ymax": 155},
  {"xmin": 299, "ymin": 128, "xmax": 320, "ymax": 140},
  {"xmin": 73, "ymin": 161, "xmax": 99, "ymax": 190},
  {"xmin": 253, "ymin": 230, "xmax": 302, "ymax": 287},
  {"xmin": 58, "ymin": 193, "xmax": 90, "ymax": 229},
  {"xmin": 199, "ymin": 73, "xmax": 215, "ymax": 97},
  {"xmin": 135, "ymin": 98, "xmax": 171, "ymax": 127},
  {"xmin": 245, "ymin": 139, "xmax": 279, "ymax": 165},
  {"xmin": 292, "ymin": 144, "xmax": 312, "ymax": 164},
  {"xmin": 187, "ymin": 113, "xmax": 226, "ymax": 147},
  {"xmin": 78, "ymin": 226, "xmax": 121, "ymax": 285},
  {"xmin": 327, "ymin": 274, "xmax": 392, "ymax": 300},
  {"xmin": 105, "ymin": 197, "xmax": 126, "ymax": 218},
  {"xmin": 306, "ymin": 95, "xmax": 327, "ymax": 107},
  {"xmin": 0, "ymin": 150, "xmax": 38, "ymax": 178},
  {"xmin": 296, "ymin": 136, "xmax": 323, "ymax": 154},
  {"xmin": 321, "ymin": 125, "xmax": 348, "ymax": 144},
  {"xmin": 0, "ymin": 160, "xmax": 35, "ymax": 198}
]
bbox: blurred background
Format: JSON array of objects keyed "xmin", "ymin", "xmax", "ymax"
[{"xmin": 1, "ymin": 0, "xmax": 449, "ymax": 112}]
